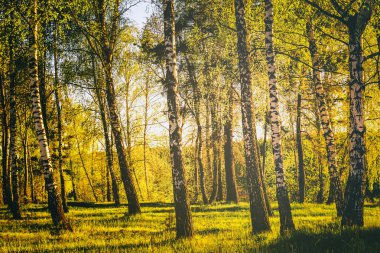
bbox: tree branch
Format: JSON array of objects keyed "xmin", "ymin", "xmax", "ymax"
[{"xmin": 304, "ymin": 0, "xmax": 345, "ymax": 23}]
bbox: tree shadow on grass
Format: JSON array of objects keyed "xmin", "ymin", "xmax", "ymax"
[
  {"xmin": 198, "ymin": 228, "xmax": 222, "ymax": 235},
  {"xmin": 38, "ymin": 237, "xmax": 178, "ymax": 252},
  {"xmin": 262, "ymin": 227, "xmax": 380, "ymax": 253},
  {"xmin": 191, "ymin": 205, "xmax": 249, "ymax": 213},
  {"xmin": 67, "ymin": 202, "xmax": 174, "ymax": 209}
]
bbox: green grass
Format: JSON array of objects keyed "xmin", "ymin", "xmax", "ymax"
[{"xmin": 1, "ymin": 202, "xmax": 379, "ymax": 252}]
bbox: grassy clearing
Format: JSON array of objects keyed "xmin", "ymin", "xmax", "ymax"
[{"xmin": 0, "ymin": 202, "xmax": 379, "ymax": 252}]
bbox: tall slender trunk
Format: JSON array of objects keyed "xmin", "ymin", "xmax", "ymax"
[
  {"xmin": 22, "ymin": 127, "xmax": 29, "ymax": 204},
  {"xmin": 74, "ymin": 123, "xmax": 98, "ymax": 202},
  {"xmin": 143, "ymin": 76, "xmax": 150, "ymax": 200},
  {"xmin": 205, "ymin": 100, "xmax": 212, "ymax": 179},
  {"xmin": 296, "ymin": 93, "xmax": 305, "ymax": 203},
  {"xmin": 104, "ymin": 66, "xmax": 140, "ymax": 214},
  {"xmin": 123, "ymin": 75, "xmax": 144, "ymax": 203},
  {"xmin": 216, "ymin": 113, "xmax": 223, "ymax": 202},
  {"xmin": 193, "ymin": 130, "xmax": 199, "ymax": 202},
  {"xmin": 224, "ymin": 84, "xmax": 238, "ymax": 203},
  {"xmin": 9, "ymin": 28, "xmax": 21, "ymax": 219},
  {"xmin": 53, "ymin": 23, "xmax": 68, "ymax": 213},
  {"xmin": 164, "ymin": 0, "xmax": 193, "ymax": 238},
  {"xmin": 38, "ymin": 45, "xmax": 49, "ymax": 141},
  {"xmin": 260, "ymin": 111, "xmax": 273, "ymax": 216},
  {"xmin": 106, "ymin": 164, "xmax": 111, "ymax": 202},
  {"xmin": 93, "ymin": 0, "xmax": 140, "ymax": 213},
  {"xmin": 342, "ymin": 8, "xmax": 372, "ymax": 226},
  {"xmin": 93, "ymin": 56, "xmax": 120, "ymax": 206},
  {"xmin": 306, "ymin": 21, "xmax": 343, "ymax": 215},
  {"xmin": 29, "ymin": 0, "xmax": 71, "ymax": 230},
  {"xmin": 234, "ymin": 0, "xmax": 271, "ymax": 233},
  {"xmin": 209, "ymin": 102, "xmax": 219, "ymax": 204},
  {"xmin": 69, "ymin": 159, "xmax": 77, "ymax": 202},
  {"xmin": 315, "ymin": 98, "xmax": 324, "ymax": 203},
  {"xmin": 264, "ymin": 0, "xmax": 294, "ymax": 233},
  {"xmin": 0, "ymin": 70, "xmax": 11, "ymax": 205},
  {"xmin": 27, "ymin": 145, "xmax": 36, "ymax": 203},
  {"xmin": 186, "ymin": 56, "xmax": 208, "ymax": 204}
]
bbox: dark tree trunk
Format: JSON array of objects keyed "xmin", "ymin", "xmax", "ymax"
[
  {"xmin": 9, "ymin": 28, "xmax": 21, "ymax": 219},
  {"xmin": 209, "ymin": 102, "xmax": 219, "ymax": 204},
  {"xmin": 234, "ymin": 0, "xmax": 271, "ymax": 233},
  {"xmin": 216, "ymin": 120, "xmax": 223, "ymax": 202},
  {"xmin": 185, "ymin": 56, "xmax": 208, "ymax": 204},
  {"xmin": 264, "ymin": 0, "xmax": 294, "ymax": 233},
  {"xmin": 0, "ymin": 68, "xmax": 11, "ymax": 205},
  {"xmin": 74, "ymin": 125, "xmax": 98, "ymax": 202},
  {"xmin": 296, "ymin": 94, "xmax": 305, "ymax": 203},
  {"xmin": 106, "ymin": 164, "xmax": 111, "ymax": 202},
  {"xmin": 260, "ymin": 112, "xmax": 274, "ymax": 216},
  {"xmin": 143, "ymin": 76, "xmax": 150, "ymax": 200},
  {"xmin": 69, "ymin": 159, "xmax": 77, "ymax": 202},
  {"xmin": 306, "ymin": 21, "xmax": 343, "ymax": 214},
  {"xmin": 164, "ymin": 0, "xmax": 193, "ymax": 238},
  {"xmin": 224, "ymin": 84, "xmax": 238, "ymax": 204},
  {"xmin": 22, "ymin": 127, "xmax": 29, "ymax": 204},
  {"xmin": 314, "ymin": 101, "xmax": 324, "ymax": 204},
  {"xmin": 53, "ymin": 23, "xmax": 68, "ymax": 213},
  {"xmin": 29, "ymin": 0, "xmax": 71, "ymax": 230},
  {"xmin": 92, "ymin": 56, "xmax": 120, "ymax": 206}
]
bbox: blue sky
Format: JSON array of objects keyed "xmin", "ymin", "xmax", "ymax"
[{"xmin": 128, "ymin": 1, "xmax": 152, "ymax": 28}]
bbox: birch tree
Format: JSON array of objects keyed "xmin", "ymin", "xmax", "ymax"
[
  {"xmin": 163, "ymin": 0, "xmax": 193, "ymax": 238},
  {"xmin": 234, "ymin": 0, "xmax": 271, "ymax": 233},
  {"xmin": 29, "ymin": 0, "xmax": 71, "ymax": 230},
  {"xmin": 305, "ymin": 0, "xmax": 375, "ymax": 227},
  {"xmin": 306, "ymin": 19, "xmax": 343, "ymax": 214},
  {"xmin": 264, "ymin": 0, "xmax": 295, "ymax": 233}
]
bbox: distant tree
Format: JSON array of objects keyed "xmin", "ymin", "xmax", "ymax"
[{"xmin": 69, "ymin": 0, "xmax": 141, "ymax": 214}]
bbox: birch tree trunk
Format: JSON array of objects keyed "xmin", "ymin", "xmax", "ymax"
[
  {"xmin": 234, "ymin": 0, "xmax": 271, "ymax": 233},
  {"xmin": 53, "ymin": 23, "xmax": 68, "ymax": 213},
  {"xmin": 306, "ymin": 21, "xmax": 343, "ymax": 215},
  {"xmin": 29, "ymin": 0, "xmax": 71, "ymax": 230},
  {"xmin": 164, "ymin": 0, "xmax": 193, "ymax": 238},
  {"xmin": 143, "ymin": 75, "xmax": 150, "ymax": 200},
  {"xmin": 296, "ymin": 93, "xmax": 305, "ymax": 203},
  {"xmin": 342, "ymin": 6, "xmax": 372, "ymax": 226},
  {"xmin": 264, "ymin": 0, "xmax": 294, "ymax": 233}
]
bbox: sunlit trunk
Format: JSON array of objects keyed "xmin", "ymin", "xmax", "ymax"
[{"xmin": 164, "ymin": 0, "xmax": 193, "ymax": 238}]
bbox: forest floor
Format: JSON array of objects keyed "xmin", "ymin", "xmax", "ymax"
[{"xmin": 0, "ymin": 201, "xmax": 380, "ymax": 252}]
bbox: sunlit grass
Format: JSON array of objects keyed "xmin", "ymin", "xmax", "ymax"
[{"xmin": 0, "ymin": 201, "xmax": 379, "ymax": 252}]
